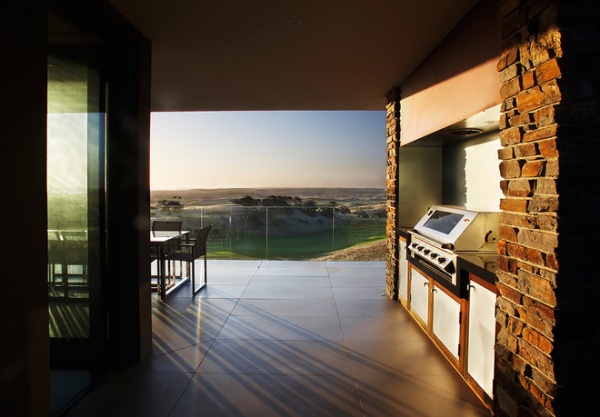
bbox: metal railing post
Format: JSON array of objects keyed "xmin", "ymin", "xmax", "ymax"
[{"xmin": 265, "ymin": 206, "xmax": 269, "ymax": 259}]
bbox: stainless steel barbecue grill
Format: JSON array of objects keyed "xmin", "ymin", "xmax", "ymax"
[{"xmin": 408, "ymin": 205, "xmax": 499, "ymax": 295}]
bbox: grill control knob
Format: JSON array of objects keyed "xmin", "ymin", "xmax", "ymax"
[
  {"xmin": 411, "ymin": 243, "xmax": 418, "ymax": 249},
  {"xmin": 417, "ymin": 246, "xmax": 424, "ymax": 251},
  {"xmin": 430, "ymin": 253, "xmax": 438, "ymax": 259},
  {"xmin": 423, "ymin": 249, "xmax": 430, "ymax": 255},
  {"xmin": 438, "ymin": 257, "xmax": 446, "ymax": 264}
]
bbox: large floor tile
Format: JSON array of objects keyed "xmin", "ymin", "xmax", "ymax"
[
  {"xmin": 336, "ymin": 298, "xmax": 407, "ymax": 318},
  {"xmin": 198, "ymin": 339, "xmax": 353, "ymax": 376},
  {"xmin": 151, "ymin": 307, "xmax": 225, "ymax": 355},
  {"xmin": 260, "ymin": 260, "xmax": 327, "ymax": 269},
  {"xmin": 152, "ymin": 334, "xmax": 216, "ymax": 356},
  {"xmin": 241, "ymin": 284, "xmax": 334, "ymax": 300},
  {"xmin": 248, "ymin": 275, "xmax": 331, "ymax": 287},
  {"xmin": 355, "ymin": 368, "xmax": 490, "ymax": 417},
  {"xmin": 332, "ymin": 286, "xmax": 388, "ymax": 301},
  {"xmin": 326, "ymin": 260, "xmax": 386, "ymax": 269},
  {"xmin": 328, "ymin": 266, "xmax": 386, "ymax": 278},
  {"xmin": 195, "ymin": 285, "xmax": 247, "ymax": 299},
  {"xmin": 347, "ymin": 339, "xmax": 455, "ymax": 377},
  {"xmin": 340, "ymin": 316, "xmax": 425, "ymax": 342},
  {"xmin": 208, "ymin": 272, "xmax": 255, "ymax": 286},
  {"xmin": 155, "ymin": 297, "xmax": 238, "ymax": 318},
  {"xmin": 217, "ymin": 316, "xmax": 345, "ymax": 341},
  {"xmin": 140, "ymin": 342, "xmax": 213, "ymax": 373},
  {"xmin": 232, "ymin": 299, "xmax": 339, "ymax": 318},
  {"xmin": 254, "ymin": 266, "xmax": 328, "ymax": 276},
  {"xmin": 67, "ymin": 369, "xmax": 193, "ymax": 417},
  {"xmin": 169, "ymin": 373, "xmax": 363, "ymax": 417},
  {"xmin": 330, "ymin": 274, "xmax": 386, "ymax": 287}
]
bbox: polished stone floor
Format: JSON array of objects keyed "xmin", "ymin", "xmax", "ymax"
[{"xmin": 66, "ymin": 260, "xmax": 491, "ymax": 417}]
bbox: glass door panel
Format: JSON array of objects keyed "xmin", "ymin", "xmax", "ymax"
[{"xmin": 47, "ymin": 45, "xmax": 109, "ymax": 415}]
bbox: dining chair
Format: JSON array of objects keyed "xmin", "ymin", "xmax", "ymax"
[
  {"xmin": 151, "ymin": 220, "xmax": 182, "ymax": 233},
  {"xmin": 166, "ymin": 225, "xmax": 212, "ymax": 295}
]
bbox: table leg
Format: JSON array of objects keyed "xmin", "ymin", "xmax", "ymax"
[{"xmin": 159, "ymin": 245, "xmax": 166, "ymax": 300}]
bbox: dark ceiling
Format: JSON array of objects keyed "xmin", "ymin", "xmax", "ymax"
[{"xmin": 109, "ymin": 0, "xmax": 480, "ymax": 112}]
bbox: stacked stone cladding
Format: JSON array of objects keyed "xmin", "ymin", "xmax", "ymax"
[
  {"xmin": 496, "ymin": 0, "xmax": 600, "ymax": 416},
  {"xmin": 496, "ymin": 1, "xmax": 560, "ymax": 416},
  {"xmin": 385, "ymin": 88, "xmax": 401, "ymax": 299}
]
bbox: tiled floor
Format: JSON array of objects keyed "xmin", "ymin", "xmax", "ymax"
[{"xmin": 66, "ymin": 260, "xmax": 491, "ymax": 417}]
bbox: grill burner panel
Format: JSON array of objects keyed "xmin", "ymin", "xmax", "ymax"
[{"xmin": 410, "ymin": 235, "xmax": 455, "ymax": 279}]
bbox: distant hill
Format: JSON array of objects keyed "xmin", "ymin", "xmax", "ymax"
[{"xmin": 151, "ymin": 187, "xmax": 385, "ymax": 208}]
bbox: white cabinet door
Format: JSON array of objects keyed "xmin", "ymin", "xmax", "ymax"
[
  {"xmin": 398, "ymin": 239, "xmax": 408, "ymax": 302},
  {"xmin": 410, "ymin": 268, "xmax": 429, "ymax": 324},
  {"xmin": 467, "ymin": 280, "xmax": 496, "ymax": 399},
  {"xmin": 432, "ymin": 284, "xmax": 461, "ymax": 359}
]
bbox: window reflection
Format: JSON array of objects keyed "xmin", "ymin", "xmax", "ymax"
[{"xmin": 47, "ymin": 53, "xmax": 97, "ymax": 339}]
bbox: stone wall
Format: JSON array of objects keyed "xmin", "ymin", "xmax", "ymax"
[
  {"xmin": 496, "ymin": 0, "xmax": 599, "ymax": 416},
  {"xmin": 385, "ymin": 88, "xmax": 401, "ymax": 299}
]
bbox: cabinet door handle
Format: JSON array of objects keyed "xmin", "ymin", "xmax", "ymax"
[
  {"xmin": 432, "ymin": 288, "xmax": 437, "ymax": 293},
  {"xmin": 468, "ymin": 284, "xmax": 476, "ymax": 291},
  {"xmin": 424, "ymin": 282, "xmax": 429, "ymax": 286}
]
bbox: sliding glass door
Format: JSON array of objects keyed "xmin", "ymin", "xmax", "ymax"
[{"xmin": 47, "ymin": 40, "xmax": 112, "ymax": 415}]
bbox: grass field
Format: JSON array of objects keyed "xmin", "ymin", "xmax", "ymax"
[{"xmin": 208, "ymin": 217, "xmax": 385, "ymax": 260}]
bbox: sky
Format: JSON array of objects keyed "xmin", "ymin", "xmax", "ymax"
[{"xmin": 150, "ymin": 111, "xmax": 386, "ymax": 190}]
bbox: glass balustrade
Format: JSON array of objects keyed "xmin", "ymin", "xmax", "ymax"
[{"xmin": 151, "ymin": 204, "xmax": 386, "ymax": 260}]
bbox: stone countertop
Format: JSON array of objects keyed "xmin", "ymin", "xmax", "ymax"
[
  {"xmin": 396, "ymin": 227, "xmax": 413, "ymax": 240},
  {"xmin": 457, "ymin": 253, "xmax": 498, "ymax": 286}
]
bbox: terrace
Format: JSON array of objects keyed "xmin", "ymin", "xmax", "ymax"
[{"xmin": 65, "ymin": 260, "xmax": 490, "ymax": 417}]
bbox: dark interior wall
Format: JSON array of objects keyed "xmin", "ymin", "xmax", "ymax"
[
  {"xmin": 106, "ymin": 30, "xmax": 152, "ymax": 363},
  {"xmin": 553, "ymin": 0, "xmax": 600, "ymax": 414},
  {"xmin": 0, "ymin": 2, "xmax": 152, "ymax": 414},
  {"xmin": 0, "ymin": 3, "xmax": 50, "ymax": 416},
  {"xmin": 55, "ymin": 0, "xmax": 153, "ymax": 364}
]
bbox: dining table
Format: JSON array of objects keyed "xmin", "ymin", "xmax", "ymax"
[{"xmin": 150, "ymin": 230, "xmax": 189, "ymax": 300}]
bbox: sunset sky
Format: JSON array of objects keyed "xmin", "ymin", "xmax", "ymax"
[{"xmin": 150, "ymin": 111, "xmax": 386, "ymax": 190}]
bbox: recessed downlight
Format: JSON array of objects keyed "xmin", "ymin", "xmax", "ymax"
[{"xmin": 445, "ymin": 128, "xmax": 483, "ymax": 136}]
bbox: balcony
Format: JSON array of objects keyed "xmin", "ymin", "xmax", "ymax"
[{"xmin": 64, "ymin": 260, "xmax": 491, "ymax": 417}]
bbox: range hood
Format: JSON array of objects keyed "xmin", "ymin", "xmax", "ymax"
[{"xmin": 404, "ymin": 104, "xmax": 501, "ymax": 147}]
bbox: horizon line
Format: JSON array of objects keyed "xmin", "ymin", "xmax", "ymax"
[{"xmin": 150, "ymin": 186, "xmax": 386, "ymax": 191}]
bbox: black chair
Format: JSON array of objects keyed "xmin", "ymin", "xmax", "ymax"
[
  {"xmin": 166, "ymin": 225, "xmax": 211, "ymax": 295},
  {"xmin": 151, "ymin": 220, "xmax": 182, "ymax": 233}
]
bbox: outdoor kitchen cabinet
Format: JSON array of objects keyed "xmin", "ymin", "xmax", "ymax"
[
  {"xmin": 398, "ymin": 234, "xmax": 409, "ymax": 306},
  {"xmin": 406, "ymin": 258, "xmax": 497, "ymax": 391},
  {"xmin": 408, "ymin": 265, "xmax": 430, "ymax": 328},
  {"xmin": 458, "ymin": 256, "xmax": 498, "ymax": 408},
  {"xmin": 431, "ymin": 283, "xmax": 462, "ymax": 362},
  {"xmin": 407, "ymin": 264, "xmax": 464, "ymax": 368},
  {"xmin": 465, "ymin": 273, "xmax": 497, "ymax": 406}
]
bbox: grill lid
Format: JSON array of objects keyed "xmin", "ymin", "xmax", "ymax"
[{"xmin": 412, "ymin": 205, "xmax": 499, "ymax": 252}]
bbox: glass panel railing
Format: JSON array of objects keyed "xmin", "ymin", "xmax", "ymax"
[{"xmin": 151, "ymin": 204, "xmax": 386, "ymax": 260}]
